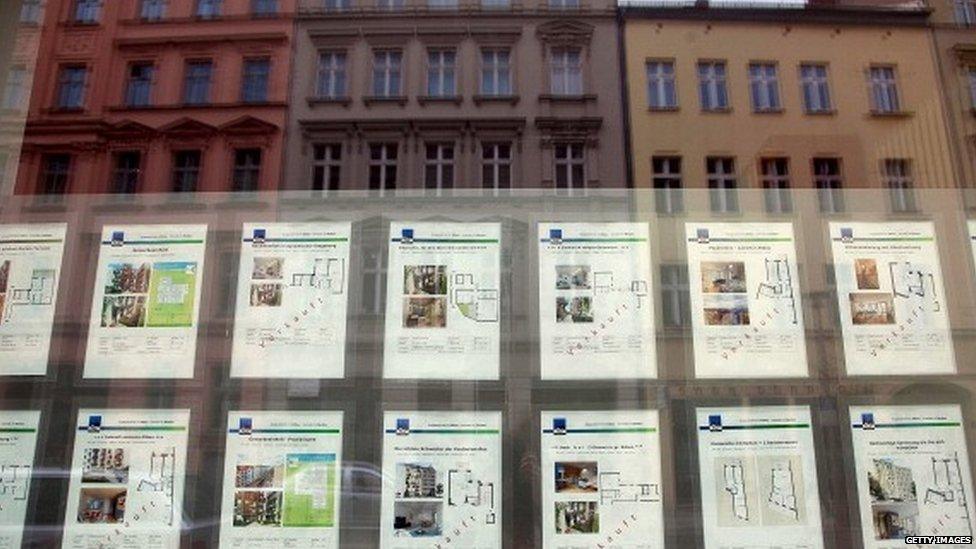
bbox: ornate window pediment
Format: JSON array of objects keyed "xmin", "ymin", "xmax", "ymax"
[{"xmin": 536, "ymin": 19, "xmax": 594, "ymax": 46}]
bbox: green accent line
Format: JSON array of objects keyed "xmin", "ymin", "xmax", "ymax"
[
  {"xmin": 0, "ymin": 239, "xmax": 63, "ymax": 244},
  {"xmin": 386, "ymin": 428, "xmax": 500, "ymax": 434},
  {"xmin": 880, "ymin": 422, "xmax": 961, "ymax": 428},
  {"xmin": 836, "ymin": 237, "xmax": 933, "ymax": 242},
  {"xmin": 248, "ymin": 238, "xmax": 348, "ymax": 243},
  {"xmin": 567, "ymin": 238, "xmax": 647, "ymax": 242},
  {"xmin": 0, "ymin": 428, "xmax": 36, "ymax": 433},
  {"xmin": 103, "ymin": 239, "xmax": 204, "ymax": 245},
  {"xmin": 691, "ymin": 237, "xmax": 792, "ymax": 242}
]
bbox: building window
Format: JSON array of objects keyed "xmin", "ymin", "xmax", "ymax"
[
  {"xmin": 360, "ymin": 247, "xmax": 387, "ymax": 315},
  {"xmin": 40, "ymin": 154, "xmax": 70, "ymax": 194},
  {"xmin": 2, "ymin": 66, "xmax": 27, "ymax": 110},
  {"xmin": 482, "ymin": 142, "xmax": 512, "ymax": 192},
  {"xmin": 124, "ymin": 63, "xmax": 154, "ymax": 107},
  {"xmin": 800, "ymin": 63, "xmax": 832, "ymax": 113},
  {"xmin": 312, "ymin": 144, "xmax": 341, "ymax": 191},
  {"xmin": 550, "ymin": 49, "xmax": 582, "ymax": 95},
  {"xmin": 424, "ymin": 143, "xmax": 454, "ymax": 193},
  {"xmin": 111, "ymin": 151, "xmax": 142, "ymax": 194},
  {"xmin": 549, "ymin": 0, "xmax": 579, "ymax": 7},
  {"xmin": 429, "ymin": 0, "xmax": 458, "ymax": 8},
  {"xmin": 646, "ymin": 61, "xmax": 676, "ymax": 109},
  {"xmin": 377, "ymin": 0, "xmax": 405, "ymax": 8},
  {"xmin": 57, "ymin": 66, "xmax": 87, "ymax": 110},
  {"xmin": 183, "ymin": 61, "xmax": 213, "ymax": 105},
  {"xmin": 317, "ymin": 52, "xmax": 346, "ymax": 98},
  {"xmin": 869, "ymin": 66, "xmax": 901, "ymax": 114},
  {"xmin": 427, "ymin": 51, "xmax": 456, "ymax": 97},
  {"xmin": 761, "ymin": 158, "xmax": 792, "ymax": 214},
  {"xmin": 372, "ymin": 51, "xmax": 402, "ymax": 97},
  {"xmin": 323, "ymin": 0, "xmax": 349, "ymax": 9},
  {"xmin": 197, "ymin": 0, "xmax": 221, "ymax": 18},
  {"xmin": 368, "ymin": 143, "xmax": 397, "ymax": 192},
  {"xmin": 74, "ymin": 0, "xmax": 101, "ymax": 23},
  {"xmin": 241, "ymin": 58, "xmax": 270, "ymax": 103},
  {"xmin": 233, "ymin": 149, "xmax": 262, "ymax": 191},
  {"xmin": 968, "ymin": 67, "xmax": 976, "ymax": 109},
  {"xmin": 252, "ymin": 0, "xmax": 277, "ymax": 15},
  {"xmin": 813, "ymin": 157, "xmax": 844, "ymax": 214},
  {"xmin": 20, "ymin": 0, "xmax": 42, "ymax": 23},
  {"xmin": 748, "ymin": 63, "xmax": 780, "ymax": 112},
  {"xmin": 652, "ymin": 156, "xmax": 683, "ymax": 214},
  {"xmin": 698, "ymin": 61, "xmax": 728, "ymax": 111},
  {"xmin": 140, "ymin": 0, "xmax": 166, "ymax": 20},
  {"xmin": 480, "ymin": 49, "xmax": 511, "ymax": 96},
  {"xmin": 660, "ymin": 264, "xmax": 690, "ymax": 328},
  {"xmin": 955, "ymin": 0, "xmax": 976, "ymax": 24},
  {"xmin": 883, "ymin": 158, "xmax": 916, "ymax": 213},
  {"xmin": 482, "ymin": 0, "xmax": 510, "ymax": 8},
  {"xmin": 554, "ymin": 143, "xmax": 585, "ymax": 192},
  {"xmin": 707, "ymin": 157, "xmax": 738, "ymax": 213},
  {"xmin": 172, "ymin": 150, "xmax": 201, "ymax": 192}
]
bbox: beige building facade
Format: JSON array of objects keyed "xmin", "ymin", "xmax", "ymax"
[
  {"xmin": 286, "ymin": 0, "xmax": 628, "ymax": 192},
  {"xmin": 622, "ymin": 6, "xmax": 959, "ymax": 214}
]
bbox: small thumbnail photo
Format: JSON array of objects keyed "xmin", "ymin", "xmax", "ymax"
[
  {"xmin": 250, "ymin": 283, "xmax": 283, "ymax": 307},
  {"xmin": 81, "ymin": 448, "xmax": 129, "ymax": 484},
  {"xmin": 393, "ymin": 501, "xmax": 443, "ymax": 537},
  {"xmin": 702, "ymin": 294, "xmax": 750, "ymax": 326},
  {"xmin": 556, "ymin": 296, "xmax": 593, "ymax": 323},
  {"xmin": 555, "ymin": 265, "xmax": 591, "ymax": 290},
  {"xmin": 104, "ymin": 262, "xmax": 151, "ymax": 295},
  {"xmin": 0, "ymin": 260, "xmax": 9, "ymax": 293},
  {"xmin": 701, "ymin": 261, "xmax": 747, "ymax": 294},
  {"xmin": 236, "ymin": 464, "xmax": 284, "ymax": 489},
  {"xmin": 77, "ymin": 487, "xmax": 126, "ymax": 524},
  {"xmin": 100, "ymin": 296, "xmax": 147, "ymax": 328},
  {"xmin": 555, "ymin": 462, "xmax": 599, "ymax": 493},
  {"xmin": 854, "ymin": 259, "xmax": 881, "ymax": 290},
  {"xmin": 403, "ymin": 297, "xmax": 447, "ymax": 328},
  {"xmin": 395, "ymin": 462, "xmax": 443, "ymax": 499},
  {"xmin": 252, "ymin": 257, "xmax": 284, "ymax": 280},
  {"xmin": 555, "ymin": 501, "xmax": 599, "ymax": 534},
  {"xmin": 404, "ymin": 265, "xmax": 448, "ymax": 296},
  {"xmin": 849, "ymin": 292, "xmax": 895, "ymax": 325},
  {"xmin": 233, "ymin": 490, "xmax": 283, "ymax": 527}
]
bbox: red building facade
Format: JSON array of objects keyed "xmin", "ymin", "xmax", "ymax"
[{"xmin": 16, "ymin": 0, "xmax": 294, "ymax": 195}]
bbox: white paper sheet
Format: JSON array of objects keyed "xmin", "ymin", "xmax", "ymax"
[{"xmin": 0, "ymin": 410, "xmax": 40, "ymax": 549}]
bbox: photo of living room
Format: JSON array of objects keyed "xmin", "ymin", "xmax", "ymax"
[
  {"xmin": 556, "ymin": 296, "xmax": 594, "ymax": 323},
  {"xmin": 849, "ymin": 292, "xmax": 896, "ymax": 325},
  {"xmin": 555, "ymin": 462, "xmax": 599, "ymax": 493},
  {"xmin": 77, "ymin": 488, "xmax": 126, "ymax": 524},
  {"xmin": 555, "ymin": 501, "xmax": 599, "ymax": 534},
  {"xmin": 556, "ymin": 265, "xmax": 592, "ymax": 290},
  {"xmin": 252, "ymin": 257, "xmax": 284, "ymax": 280},
  {"xmin": 403, "ymin": 297, "xmax": 447, "ymax": 328},
  {"xmin": 249, "ymin": 283, "xmax": 283, "ymax": 307},
  {"xmin": 701, "ymin": 261, "xmax": 748, "ymax": 294},
  {"xmin": 404, "ymin": 265, "xmax": 448, "ymax": 296}
]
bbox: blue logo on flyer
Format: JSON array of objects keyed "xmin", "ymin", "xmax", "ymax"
[
  {"xmin": 401, "ymin": 229, "xmax": 414, "ymax": 244},
  {"xmin": 553, "ymin": 417, "xmax": 567, "ymax": 435},
  {"xmin": 708, "ymin": 414, "xmax": 723, "ymax": 432},
  {"xmin": 87, "ymin": 415, "xmax": 102, "ymax": 432},
  {"xmin": 239, "ymin": 417, "xmax": 253, "ymax": 435},
  {"xmin": 697, "ymin": 228, "xmax": 710, "ymax": 244},
  {"xmin": 549, "ymin": 229, "xmax": 562, "ymax": 244},
  {"xmin": 252, "ymin": 229, "xmax": 266, "ymax": 244},
  {"xmin": 396, "ymin": 418, "xmax": 410, "ymax": 435},
  {"xmin": 110, "ymin": 231, "xmax": 124, "ymax": 247},
  {"xmin": 860, "ymin": 413, "xmax": 875, "ymax": 430},
  {"xmin": 841, "ymin": 227, "xmax": 854, "ymax": 242}
]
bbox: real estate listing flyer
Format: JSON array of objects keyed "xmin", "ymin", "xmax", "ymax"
[
  {"xmin": 83, "ymin": 225, "xmax": 207, "ymax": 379},
  {"xmin": 230, "ymin": 223, "xmax": 350, "ymax": 378},
  {"xmin": 829, "ymin": 221, "xmax": 954, "ymax": 375},
  {"xmin": 537, "ymin": 223, "xmax": 656, "ymax": 379},
  {"xmin": 219, "ymin": 411, "xmax": 343, "ymax": 548},
  {"xmin": 695, "ymin": 406, "xmax": 824, "ymax": 549},
  {"xmin": 0, "ymin": 410, "xmax": 40, "ymax": 549},
  {"xmin": 63, "ymin": 408, "xmax": 190, "ymax": 549},
  {"xmin": 0, "ymin": 223, "xmax": 66, "ymax": 375},
  {"xmin": 540, "ymin": 410, "xmax": 664, "ymax": 549},
  {"xmin": 380, "ymin": 411, "xmax": 502, "ymax": 548},
  {"xmin": 686, "ymin": 223, "xmax": 807, "ymax": 378},
  {"xmin": 383, "ymin": 223, "xmax": 501, "ymax": 379},
  {"xmin": 850, "ymin": 404, "xmax": 975, "ymax": 547}
]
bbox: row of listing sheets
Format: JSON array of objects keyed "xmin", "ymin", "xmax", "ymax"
[
  {"xmin": 0, "ymin": 405, "xmax": 968, "ymax": 548},
  {"xmin": 0, "ymin": 220, "xmax": 964, "ymax": 378}
]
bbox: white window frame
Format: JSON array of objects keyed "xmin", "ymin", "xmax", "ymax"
[
  {"xmin": 20, "ymin": 0, "xmax": 42, "ymax": 23},
  {"xmin": 883, "ymin": 158, "xmax": 916, "ymax": 212},
  {"xmin": 241, "ymin": 58, "xmax": 270, "ymax": 103},
  {"xmin": 481, "ymin": 142, "xmax": 512, "ymax": 194},
  {"xmin": 480, "ymin": 49, "xmax": 511, "ymax": 96},
  {"xmin": 368, "ymin": 143, "xmax": 398, "ymax": 195},
  {"xmin": 197, "ymin": 0, "xmax": 222, "ymax": 18},
  {"xmin": 183, "ymin": 60, "xmax": 213, "ymax": 105},
  {"xmin": 2, "ymin": 66, "xmax": 27, "ymax": 110},
  {"xmin": 549, "ymin": 48, "xmax": 582, "ymax": 96},
  {"xmin": 549, "ymin": 0, "xmax": 579, "ymax": 8},
  {"xmin": 646, "ymin": 61, "xmax": 677, "ymax": 109},
  {"xmin": 813, "ymin": 157, "xmax": 844, "ymax": 214},
  {"xmin": 112, "ymin": 151, "xmax": 142, "ymax": 194},
  {"xmin": 956, "ymin": 0, "xmax": 976, "ymax": 25},
  {"xmin": 232, "ymin": 148, "xmax": 262, "ymax": 192},
  {"xmin": 376, "ymin": 0, "xmax": 405, "ymax": 10},
  {"xmin": 58, "ymin": 66, "xmax": 87, "ymax": 109},
  {"xmin": 141, "ymin": 0, "xmax": 167, "ymax": 20},
  {"xmin": 698, "ymin": 61, "xmax": 728, "ymax": 111},
  {"xmin": 74, "ymin": 0, "xmax": 101, "ymax": 23},
  {"xmin": 748, "ymin": 62, "xmax": 780, "ymax": 112},
  {"xmin": 125, "ymin": 62, "xmax": 154, "ymax": 107},
  {"xmin": 800, "ymin": 63, "xmax": 832, "ymax": 113},
  {"xmin": 869, "ymin": 65, "xmax": 901, "ymax": 114},
  {"xmin": 554, "ymin": 142, "xmax": 586, "ymax": 194},
  {"xmin": 316, "ymin": 52, "xmax": 347, "ymax": 98},
  {"xmin": 660, "ymin": 264, "xmax": 690, "ymax": 328},
  {"xmin": 967, "ymin": 66, "xmax": 976, "ymax": 109},
  {"xmin": 426, "ymin": 50, "xmax": 456, "ymax": 97},
  {"xmin": 707, "ymin": 157, "xmax": 738, "ymax": 213},
  {"xmin": 652, "ymin": 156, "xmax": 683, "ymax": 214},
  {"xmin": 372, "ymin": 51, "xmax": 402, "ymax": 97},
  {"xmin": 424, "ymin": 143, "xmax": 455, "ymax": 195},
  {"xmin": 760, "ymin": 158, "xmax": 792, "ymax": 214},
  {"xmin": 312, "ymin": 143, "xmax": 342, "ymax": 192}
]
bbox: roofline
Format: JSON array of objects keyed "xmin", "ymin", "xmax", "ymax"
[{"xmin": 618, "ymin": 3, "xmax": 933, "ymax": 26}]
